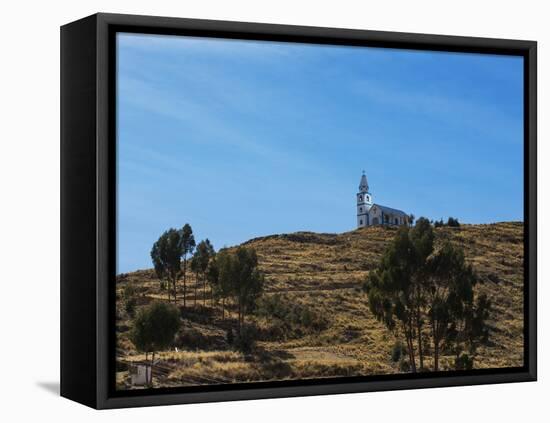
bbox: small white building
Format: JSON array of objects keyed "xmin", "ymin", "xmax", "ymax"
[
  {"xmin": 129, "ymin": 362, "xmax": 152, "ymax": 386},
  {"xmin": 356, "ymin": 171, "xmax": 409, "ymax": 228}
]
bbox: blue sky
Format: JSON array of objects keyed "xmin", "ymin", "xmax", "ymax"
[{"xmin": 116, "ymin": 33, "xmax": 524, "ymax": 273}]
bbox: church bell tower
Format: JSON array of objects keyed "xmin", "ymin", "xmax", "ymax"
[{"xmin": 357, "ymin": 171, "xmax": 373, "ymax": 228}]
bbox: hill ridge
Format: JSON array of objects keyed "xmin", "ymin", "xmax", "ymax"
[{"xmin": 116, "ymin": 221, "xmax": 524, "ymax": 389}]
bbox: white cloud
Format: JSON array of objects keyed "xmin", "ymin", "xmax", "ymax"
[{"xmin": 118, "ymin": 76, "xmax": 316, "ymax": 171}]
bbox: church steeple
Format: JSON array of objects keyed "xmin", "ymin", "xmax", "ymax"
[
  {"xmin": 359, "ymin": 170, "xmax": 369, "ymax": 193},
  {"xmin": 356, "ymin": 171, "xmax": 373, "ymax": 228}
]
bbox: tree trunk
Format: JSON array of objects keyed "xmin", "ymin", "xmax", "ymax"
[
  {"xmin": 416, "ymin": 309, "xmax": 424, "ymax": 370},
  {"xmin": 431, "ymin": 320, "xmax": 440, "ymax": 372},
  {"xmin": 405, "ymin": 335, "xmax": 415, "ymax": 372},
  {"xmin": 413, "ymin": 283, "xmax": 424, "ymax": 371},
  {"xmin": 194, "ymin": 272, "xmax": 198, "ymax": 307},
  {"xmin": 434, "ymin": 340, "xmax": 439, "ymax": 371},
  {"xmin": 410, "ymin": 338, "xmax": 417, "ymax": 373},
  {"xmin": 238, "ymin": 298, "xmax": 242, "ymax": 334},
  {"xmin": 172, "ymin": 274, "xmax": 178, "ymax": 304},
  {"xmin": 182, "ymin": 257, "xmax": 187, "ymax": 308},
  {"xmin": 406, "ymin": 320, "xmax": 417, "ymax": 373},
  {"xmin": 150, "ymin": 351, "xmax": 155, "ymax": 386},
  {"xmin": 222, "ymin": 297, "xmax": 225, "ymax": 320},
  {"xmin": 203, "ymin": 275, "xmax": 207, "ymax": 306}
]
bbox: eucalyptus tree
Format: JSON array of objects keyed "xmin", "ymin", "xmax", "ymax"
[
  {"xmin": 427, "ymin": 242, "xmax": 489, "ymax": 371},
  {"xmin": 208, "ymin": 251, "xmax": 229, "ymax": 320},
  {"xmin": 197, "ymin": 239, "xmax": 215, "ymax": 305},
  {"xmin": 179, "ymin": 224, "xmax": 196, "ymax": 308},
  {"xmin": 231, "ymin": 247, "xmax": 265, "ymax": 333},
  {"xmin": 209, "ymin": 246, "xmax": 264, "ymax": 330},
  {"xmin": 190, "ymin": 253, "xmax": 201, "ymax": 307},
  {"xmin": 151, "ymin": 228, "xmax": 184, "ymax": 302},
  {"xmin": 130, "ymin": 301, "xmax": 181, "ymax": 385},
  {"xmin": 408, "ymin": 217, "xmax": 435, "ymax": 370},
  {"xmin": 365, "ymin": 218, "xmax": 434, "ymax": 372},
  {"xmin": 365, "ymin": 217, "xmax": 490, "ymax": 372},
  {"xmin": 364, "ymin": 226, "xmax": 420, "ymax": 372}
]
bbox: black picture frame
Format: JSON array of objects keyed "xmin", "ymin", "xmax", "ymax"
[{"xmin": 60, "ymin": 12, "xmax": 537, "ymax": 409}]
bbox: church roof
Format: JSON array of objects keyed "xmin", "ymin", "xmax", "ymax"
[
  {"xmin": 359, "ymin": 172, "xmax": 369, "ymax": 192},
  {"xmin": 373, "ymin": 204, "xmax": 408, "ymax": 217}
]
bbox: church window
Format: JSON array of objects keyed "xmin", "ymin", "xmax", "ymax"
[
  {"xmin": 360, "ymin": 207, "xmax": 363, "ymax": 212},
  {"xmin": 360, "ymin": 219, "xmax": 363, "ymax": 225}
]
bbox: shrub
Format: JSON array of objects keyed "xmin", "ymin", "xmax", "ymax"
[
  {"xmin": 255, "ymin": 294, "xmax": 328, "ymax": 338},
  {"xmin": 123, "ymin": 283, "xmax": 137, "ymax": 299},
  {"xmin": 391, "ymin": 341, "xmax": 406, "ymax": 362},
  {"xmin": 234, "ymin": 325, "xmax": 257, "ymax": 353},
  {"xmin": 447, "ymin": 217, "xmax": 460, "ymax": 227},
  {"xmin": 399, "ymin": 359, "xmax": 411, "ymax": 372},
  {"xmin": 130, "ymin": 301, "xmax": 181, "ymax": 354},
  {"xmin": 455, "ymin": 353, "xmax": 474, "ymax": 370},
  {"xmin": 124, "ymin": 296, "xmax": 137, "ymax": 317},
  {"xmin": 226, "ymin": 327, "xmax": 234, "ymax": 345},
  {"xmin": 174, "ymin": 326, "xmax": 226, "ymax": 350},
  {"xmin": 123, "ymin": 284, "xmax": 137, "ymax": 317},
  {"xmin": 256, "ymin": 294, "xmax": 288, "ymax": 320}
]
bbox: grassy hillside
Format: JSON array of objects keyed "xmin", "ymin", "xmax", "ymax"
[{"xmin": 115, "ymin": 222, "xmax": 524, "ymax": 389}]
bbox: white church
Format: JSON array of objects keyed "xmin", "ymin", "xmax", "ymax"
[{"xmin": 356, "ymin": 171, "xmax": 409, "ymax": 228}]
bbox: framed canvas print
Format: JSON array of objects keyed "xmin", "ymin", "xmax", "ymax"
[{"xmin": 60, "ymin": 13, "xmax": 537, "ymax": 409}]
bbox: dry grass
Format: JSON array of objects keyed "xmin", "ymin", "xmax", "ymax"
[{"xmin": 116, "ymin": 222, "xmax": 524, "ymax": 389}]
